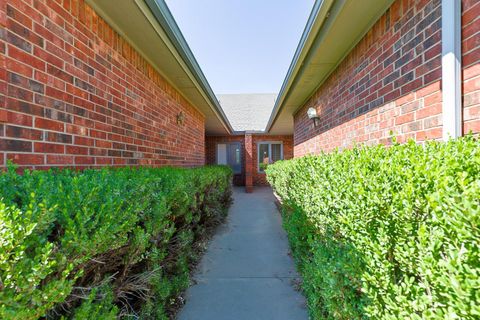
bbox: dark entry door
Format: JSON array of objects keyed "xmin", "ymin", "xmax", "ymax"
[{"xmin": 217, "ymin": 143, "xmax": 242, "ymax": 174}]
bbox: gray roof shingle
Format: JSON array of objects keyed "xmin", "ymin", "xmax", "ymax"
[{"xmin": 217, "ymin": 93, "xmax": 277, "ymax": 132}]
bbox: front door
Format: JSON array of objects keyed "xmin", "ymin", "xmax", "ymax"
[{"xmin": 217, "ymin": 143, "xmax": 242, "ymax": 174}]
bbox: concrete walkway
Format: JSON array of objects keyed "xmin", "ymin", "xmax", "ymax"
[{"xmin": 178, "ymin": 187, "xmax": 308, "ymax": 320}]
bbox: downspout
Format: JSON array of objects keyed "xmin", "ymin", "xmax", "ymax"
[{"xmin": 441, "ymin": 0, "xmax": 462, "ymax": 140}]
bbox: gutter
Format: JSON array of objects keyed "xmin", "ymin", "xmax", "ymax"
[
  {"xmin": 265, "ymin": 0, "xmax": 335, "ymax": 132},
  {"xmin": 144, "ymin": 0, "xmax": 234, "ymax": 134},
  {"xmin": 208, "ymin": 130, "xmax": 270, "ymax": 137}
]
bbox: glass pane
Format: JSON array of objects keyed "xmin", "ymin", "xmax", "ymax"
[
  {"xmin": 271, "ymin": 144, "xmax": 282, "ymax": 162},
  {"xmin": 227, "ymin": 143, "xmax": 241, "ymax": 174},
  {"xmin": 258, "ymin": 144, "xmax": 269, "ymax": 172},
  {"xmin": 217, "ymin": 144, "xmax": 227, "ymax": 165}
]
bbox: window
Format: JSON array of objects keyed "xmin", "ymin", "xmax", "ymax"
[
  {"xmin": 217, "ymin": 143, "xmax": 242, "ymax": 174},
  {"xmin": 258, "ymin": 142, "xmax": 283, "ymax": 173}
]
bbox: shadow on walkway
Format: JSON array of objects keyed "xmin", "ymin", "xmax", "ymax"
[{"xmin": 178, "ymin": 187, "xmax": 308, "ymax": 320}]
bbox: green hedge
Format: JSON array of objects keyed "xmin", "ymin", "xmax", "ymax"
[
  {"xmin": 266, "ymin": 137, "xmax": 480, "ymax": 319},
  {"xmin": 0, "ymin": 165, "xmax": 232, "ymax": 319}
]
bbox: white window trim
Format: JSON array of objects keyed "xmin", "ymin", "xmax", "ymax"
[{"xmin": 257, "ymin": 141, "xmax": 283, "ymax": 173}]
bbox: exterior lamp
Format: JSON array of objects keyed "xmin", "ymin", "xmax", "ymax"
[
  {"xmin": 307, "ymin": 107, "xmax": 320, "ymax": 127},
  {"xmin": 176, "ymin": 111, "xmax": 185, "ymax": 125}
]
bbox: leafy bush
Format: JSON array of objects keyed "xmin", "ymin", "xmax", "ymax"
[
  {"xmin": 266, "ymin": 136, "xmax": 480, "ymax": 319},
  {"xmin": 0, "ymin": 165, "xmax": 232, "ymax": 319}
]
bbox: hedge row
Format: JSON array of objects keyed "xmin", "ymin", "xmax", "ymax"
[
  {"xmin": 0, "ymin": 165, "xmax": 232, "ymax": 319},
  {"xmin": 266, "ymin": 137, "xmax": 480, "ymax": 319}
]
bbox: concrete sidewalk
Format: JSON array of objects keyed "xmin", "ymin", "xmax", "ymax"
[{"xmin": 178, "ymin": 187, "xmax": 308, "ymax": 320}]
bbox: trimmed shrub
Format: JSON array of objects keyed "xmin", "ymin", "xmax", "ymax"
[
  {"xmin": 0, "ymin": 165, "xmax": 232, "ymax": 319},
  {"xmin": 266, "ymin": 137, "xmax": 480, "ymax": 319}
]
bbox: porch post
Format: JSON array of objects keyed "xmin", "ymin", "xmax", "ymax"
[{"xmin": 245, "ymin": 133, "xmax": 253, "ymax": 193}]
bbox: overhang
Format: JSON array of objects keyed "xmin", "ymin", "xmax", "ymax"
[
  {"xmin": 86, "ymin": 0, "xmax": 233, "ymax": 135},
  {"xmin": 266, "ymin": 0, "xmax": 394, "ymax": 135}
]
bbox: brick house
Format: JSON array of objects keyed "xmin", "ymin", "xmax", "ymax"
[{"xmin": 1, "ymin": 0, "xmax": 479, "ymax": 193}]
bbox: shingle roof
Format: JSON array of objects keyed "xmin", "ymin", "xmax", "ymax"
[{"xmin": 216, "ymin": 93, "xmax": 277, "ymax": 132}]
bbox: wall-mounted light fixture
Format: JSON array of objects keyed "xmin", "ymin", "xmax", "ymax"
[
  {"xmin": 176, "ymin": 112, "xmax": 185, "ymax": 125},
  {"xmin": 307, "ymin": 107, "xmax": 320, "ymax": 127}
]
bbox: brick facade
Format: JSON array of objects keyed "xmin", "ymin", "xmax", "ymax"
[
  {"xmin": 245, "ymin": 134, "xmax": 253, "ymax": 192},
  {"xmin": 0, "ymin": 0, "xmax": 205, "ymax": 170},
  {"xmin": 294, "ymin": 0, "xmax": 480, "ymax": 156},
  {"xmin": 463, "ymin": 0, "xmax": 480, "ymax": 134},
  {"xmin": 206, "ymin": 134, "xmax": 293, "ymax": 189}
]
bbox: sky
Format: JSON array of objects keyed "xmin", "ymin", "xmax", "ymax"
[{"xmin": 164, "ymin": 0, "xmax": 315, "ymax": 94}]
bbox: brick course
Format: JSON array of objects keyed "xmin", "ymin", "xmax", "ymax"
[
  {"xmin": 294, "ymin": 0, "xmax": 480, "ymax": 156},
  {"xmin": 0, "ymin": 0, "xmax": 205, "ymax": 169}
]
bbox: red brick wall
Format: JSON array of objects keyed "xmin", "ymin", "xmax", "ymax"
[
  {"xmin": 206, "ymin": 135, "xmax": 245, "ymax": 185},
  {"xmin": 245, "ymin": 133, "xmax": 253, "ymax": 192},
  {"xmin": 0, "ymin": 0, "xmax": 205, "ymax": 170},
  {"xmin": 294, "ymin": 0, "xmax": 480, "ymax": 156},
  {"xmin": 206, "ymin": 134, "xmax": 293, "ymax": 186},
  {"xmin": 463, "ymin": 0, "xmax": 480, "ymax": 134}
]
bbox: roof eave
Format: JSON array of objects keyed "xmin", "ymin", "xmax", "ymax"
[
  {"xmin": 86, "ymin": 0, "xmax": 233, "ymax": 135},
  {"xmin": 266, "ymin": 0, "xmax": 394, "ymax": 134},
  {"xmin": 265, "ymin": 0, "xmax": 334, "ymax": 133},
  {"xmin": 144, "ymin": 0, "xmax": 234, "ymax": 134}
]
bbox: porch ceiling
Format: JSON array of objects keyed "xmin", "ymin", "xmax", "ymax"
[
  {"xmin": 86, "ymin": 0, "xmax": 233, "ymax": 135},
  {"xmin": 266, "ymin": 0, "xmax": 394, "ymax": 135}
]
